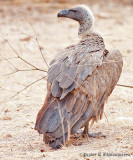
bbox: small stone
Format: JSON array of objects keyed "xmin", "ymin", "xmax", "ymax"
[
  {"xmin": 40, "ymin": 149, "xmax": 45, "ymax": 152},
  {"xmin": 4, "ymin": 134, "xmax": 12, "ymax": 138}
]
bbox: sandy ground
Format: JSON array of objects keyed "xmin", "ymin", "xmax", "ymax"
[{"xmin": 0, "ymin": 0, "xmax": 133, "ymax": 160}]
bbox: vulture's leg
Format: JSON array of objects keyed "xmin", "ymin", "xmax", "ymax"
[
  {"xmin": 83, "ymin": 123, "xmax": 106, "ymax": 138},
  {"xmin": 43, "ymin": 134, "xmax": 49, "ymax": 144}
]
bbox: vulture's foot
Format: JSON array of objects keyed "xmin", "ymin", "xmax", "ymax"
[
  {"xmin": 44, "ymin": 133, "xmax": 68, "ymax": 150},
  {"xmin": 43, "ymin": 134, "xmax": 62, "ymax": 149},
  {"xmin": 49, "ymin": 140, "xmax": 62, "ymax": 150},
  {"xmin": 82, "ymin": 124, "xmax": 106, "ymax": 138},
  {"xmin": 87, "ymin": 132, "xmax": 106, "ymax": 138}
]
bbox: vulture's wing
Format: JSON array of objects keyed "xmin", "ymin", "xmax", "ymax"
[
  {"xmin": 48, "ymin": 33, "xmax": 105, "ymax": 99},
  {"xmin": 35, "ymin": 33, "xmax": 123, "ymax": 149}
]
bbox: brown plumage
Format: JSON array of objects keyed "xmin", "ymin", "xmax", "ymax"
[{"xmin": 35, "ymin": 5, "xmax": 123, "ymax": 149}]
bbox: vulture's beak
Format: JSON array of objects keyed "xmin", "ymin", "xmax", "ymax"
[{"xmin": 57, "ymin": 9, "xmax": 69, "ymax": 18}]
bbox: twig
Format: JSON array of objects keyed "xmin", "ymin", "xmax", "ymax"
[
  {"xmin": 4, "ymin": 68, "xmax": 45, "ymax": 76},
  {"xmin": 2, "ymin": 57, "xmax": 18, "ymax": 60},
  {"xmin": 24, "ymin": 17, "xmax": 49, "ymax": 68},
  {"xmin": 0, "ymin": 76, "xmax": 46, "ymax": 104},
  {"xmin": 11, "ymin": 76, "xmax": 46, "ymax": 99},
  {"xmin": 14, "ymin": 82, "xmax": 27, "ymax": 87},
  {"xmin": 5, "ymin": 39, "xmax": 47, "ymax": 73},
  {"xmin": 103, "ymin": 112, "xmax": 109, "ymax": 127},
  {"xmin": 5, "ymin": 58, "xmax": 18, "ymax": 70},
  {"xmin": 56, "ymin": 98, "xmax": 66, "ymax": 147},
  {"xmin": 20, "ymin": 31, "xmax": 35, "ymax": 39},
  {"xmin": 116, "ymin": 84, "xmax": 133, "ymax": 89},
  {"xmin": 3, "ymin": 57, "xmax": 46, "ymax": 76}
]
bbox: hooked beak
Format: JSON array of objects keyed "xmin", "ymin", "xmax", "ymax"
[{"xmin": 57, "ymin": 9, "xmax": 69, "ymax": 18}]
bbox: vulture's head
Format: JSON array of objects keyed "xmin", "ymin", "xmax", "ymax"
[{"xmin": 57, "ymin": 5, "xmax": 94, "ymax": 36}]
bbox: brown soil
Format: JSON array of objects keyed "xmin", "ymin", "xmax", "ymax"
[{"xmin": 0, "ymin": 0, "xmax": 133, "ymax": 160}]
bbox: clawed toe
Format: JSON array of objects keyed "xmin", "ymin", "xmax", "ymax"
[{"xmin": 87, "ymin": 132, "xmax": 106, "ymax": 138}]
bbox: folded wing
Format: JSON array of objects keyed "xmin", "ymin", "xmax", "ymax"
[{"xmin": 35, "ymin": 33, "xmax": 123, "ymax": 149}]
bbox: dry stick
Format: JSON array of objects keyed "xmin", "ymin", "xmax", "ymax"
[
  {"xmin": 1, "ymin": 20, "xmax": 48, "ymax": 103},
  {"xmin": 55, "ymin": 98, "xmax": 66, "ymax": 147},
  {"xmin": 4, "ymin": 69, "xmax": 42, "ymax": 76},
  {"xmin": 24, "ymin": 17, "xmax": 49, "ymax": 69},
  {"xmin": 14, "ymin": 82, "xmax": 27, "ymax": 87},
  {"xmin": 5, "ymin": 58, "xmax": 18, "ymax": 70},
  {"xmin": 67, "ymin": 118, "xmax": 71, "ymax": 143},
  {"xmin": 0, "ymin": 76, "xmax": 46, "ymax": 104},
  {"xmin": 3, "ymin": 57, "xmax": 46, "ymax": 76},
  {"xmin": 104, "ymin": 112, "xmax": 109, "ymax": 128},
  {"xmin": 116, "ymin": 84, "xmax": 133, "ymax": 89},
  {"xmin": 11, "ymin": 76, "xmax": 46, "ymax": 98},
  {"xmin": 93, "ymin": 75, "xmax": 99, "ymax": 122},
  {"xmin": 2, "ymin": 57, "xmax": 18, "ymax": 60},
  {"xmin": 5, "ymin": 39, "xmax": 47, "ymax": 73},
  {"xmin": 3, "ymin": 58, "xmax": 40, "ymax": 76},
  {"xmin": 20, "ymin": 32, "xmax": 35, "ymax": 39}
]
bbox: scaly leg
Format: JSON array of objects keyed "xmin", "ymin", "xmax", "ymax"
[{"xmin": 83, "ymin": 123, "xmax": 106, "ymax": 138}]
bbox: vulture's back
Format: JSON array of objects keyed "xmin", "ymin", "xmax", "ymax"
[{"xmin": 35, "ymin": 32, "xmax": 123, "ymax": 149}]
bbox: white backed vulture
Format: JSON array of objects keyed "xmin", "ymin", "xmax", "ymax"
[{"xmin": 35, "ymin": 5, "xmax": 123, "ymax": 149}]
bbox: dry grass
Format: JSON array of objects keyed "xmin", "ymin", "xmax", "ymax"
[{"xmin": 0, "ymin": 0, "xmax": 133, "ymax": 160}]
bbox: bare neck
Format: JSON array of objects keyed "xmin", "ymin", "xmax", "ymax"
[{"xmin": 78, "ymin": 17, "xmax": 94, "ymax": 37}]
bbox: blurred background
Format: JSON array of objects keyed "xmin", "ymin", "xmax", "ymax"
[{"xmin": 0, "ymin": 0, "xmax": 133, "ymax": 159}]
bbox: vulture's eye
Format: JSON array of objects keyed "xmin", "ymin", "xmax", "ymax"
[{"xmin": 70, "ymin": 9, "xmax": 77, "ymax": 13}]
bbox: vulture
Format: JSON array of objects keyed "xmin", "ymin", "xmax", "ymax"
[{"xmin": 35, "ymin": 5, "xmax": 123, "ymax": 149}]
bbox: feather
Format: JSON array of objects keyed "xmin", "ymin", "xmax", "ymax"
[
  {"xmin": 51, "ymin": 81, "xmax": 62, "ymax": 97},
  {"xmin": 60, "ymin": 82, "xmax": 75, "ymax": 99},
  {"xmin": 63, "ymin": 93, "xmax": 76, "ymax": 112},
  {"xmin": 58, "ymin": 66, "xmax": 77, "ymax": 89}
]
